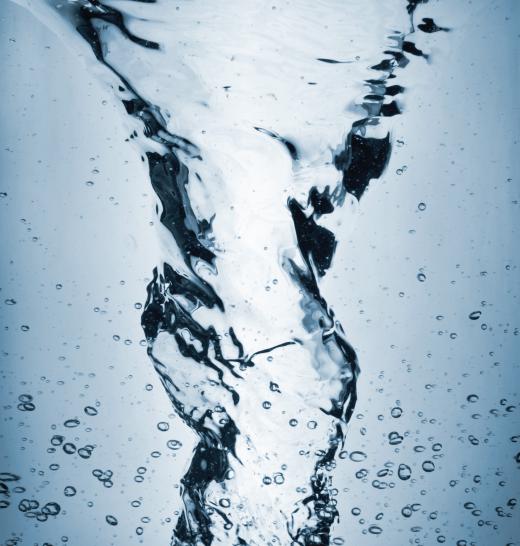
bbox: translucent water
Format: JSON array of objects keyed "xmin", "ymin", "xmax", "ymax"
[{"xmin": 1, "ymin": 1, "xmax": 518, "ymax": 545}]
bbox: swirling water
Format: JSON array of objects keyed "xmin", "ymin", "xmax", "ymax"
[{"xmin": 0, "ymin": 1, "xmax": 519, "ymax": 545}]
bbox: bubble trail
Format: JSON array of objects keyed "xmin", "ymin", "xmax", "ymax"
[{"xmin": 10, "ymin": 0, "xmax": 441, "ymax": 544}]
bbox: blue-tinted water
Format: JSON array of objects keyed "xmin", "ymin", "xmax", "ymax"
[{"xmin": 0, "ymin": 1, "xmax": 518, "ymax": 545}]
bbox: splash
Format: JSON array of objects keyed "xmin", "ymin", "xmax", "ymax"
[{"xmin": 8, "ymin": 0, "xmax": 445, "ymax": 543}]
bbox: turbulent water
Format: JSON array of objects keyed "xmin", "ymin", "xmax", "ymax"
[
  {"xmin": 1, "ymin": 1, "xmax": 519, "ymax": 546},
  {"xmin": 9, "ymin": 0, "xmax": 441, "ymax": 544}
]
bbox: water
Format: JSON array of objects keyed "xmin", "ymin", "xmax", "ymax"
[{"xmin": 1, "ymin": 1, "xmax": 519, "ymax": 545}]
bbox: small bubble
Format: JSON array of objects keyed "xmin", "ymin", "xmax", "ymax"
[
  {"xmin": 418, "ymin": 202, "xmax": 426, "ymax": 211},
  {"xmin": 78, "ymin": 446, "xmax": 94, "ymax": 459},
  {"xmin": 355, "ymin": 469, "xmax": 368, "ymax": 479},
  {"xmin": 468, "ymin": 310, "xmax": 481, "ymax": 320},
  {"xmin": 20, "ymin": 325, "xmax": 30, "ymax": 332},
  {"xmin": 63, "ymin": 443, "xmax": 76, "ymax": 455},
  {"xmin": 17, "ymin": 402, "xmax": 35, "ymax": 412},
  {"xmin": 401, "ymin": 505, "xmax": 413, "ymax": 518},
  {"xmin": 51, "ymin": 434, "xmax": 65, "ymax": 446},
  {"xmin": 398, "ymin": 463, "xmax": 412, "ymax": 480},
  {"xmin": 273, "ymin": 473, "xmax": 285, "ymax": 485},
  {"xmin": 63, "ymin": 486, "xmax": 76, "ymax": 497},
  {"xmin": 422, "ymin": 460, "xmax": 435, "ymax": 472},
  {"xmin": 390, "ymin": 407, "xmax": 402, "ymax": 418},
  {"xmin": 289, "ymin": 419, "xmax": 298, "ymax": 427},
  {"xmin": 64, "ymin": 419, "xmax": 80, "ymax": 428},
  {"xmin": 42, "ymin": 502, "xmax": 61, "ymax": 516},
  {"xmin": 219, "ymin": 498, "xmax": 231, "ymax": 508},
  {"xmin": 157, "ymin": 421, "xmax": 169, "ymax": 432},
  {"xmin": 417, "ymin": 273, "xmax": 426, "ymax": 282},
  {"xmin": 349, "ymin": 451, "xmax": 367, "ymax": 462},
  {"xmin": 388, "ymin": 431, "xmax": 404, "ymax": 445},
  {"xmin": 18, "ymin": 499, "xmax": 39, "ymax": 513},
  {"xmin": 166, "ymin": 439, "xmax": 182, "ymax": 451},
  {"xmin": 105, "ymin": 514, "xmax": 118, "ymax": 526},
  {"xmin": 368, "ymin": 525, "xmax": 382, "ymax": 535},
  {"xmin": 84, "ymin": 406, "xmax": 98, "ymax": 416}
]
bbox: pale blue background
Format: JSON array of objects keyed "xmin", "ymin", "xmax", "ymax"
[{"xmin": 1, "ymin": 1, "xmax": 519, "ymax": 545}]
